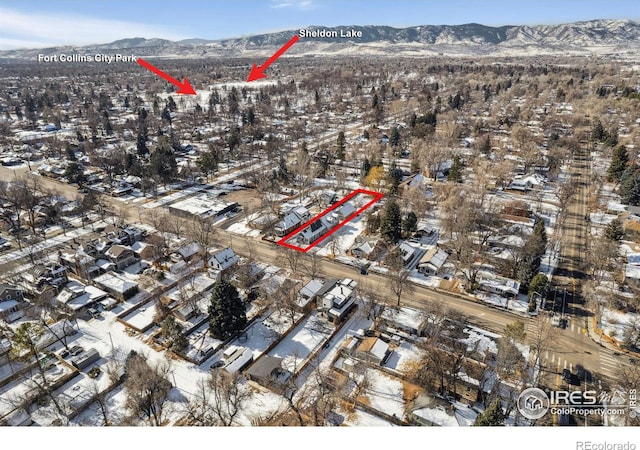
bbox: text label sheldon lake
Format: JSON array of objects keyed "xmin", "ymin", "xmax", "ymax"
[{"xmin": 37, "ymin": 54, "xmax": 137, "ymax": 64}]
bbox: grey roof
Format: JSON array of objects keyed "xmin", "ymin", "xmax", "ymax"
[{"xmin": 246, "ymin": 355, "xmax": 283, "ymax": 380}]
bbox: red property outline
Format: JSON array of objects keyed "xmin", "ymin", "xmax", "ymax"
[{"xmin": 276, "ymin": 188, "xmax": 384, "ymax": 253}]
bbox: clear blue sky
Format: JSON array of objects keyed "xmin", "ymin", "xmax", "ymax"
[{"xmin": 1, "ymin": 0, "xmax": 639, "ymax": 49}]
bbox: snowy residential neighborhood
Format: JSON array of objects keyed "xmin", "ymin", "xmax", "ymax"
[{"xmin": 0, "ymin": 5, "xmax": 639, "ymax": 434}]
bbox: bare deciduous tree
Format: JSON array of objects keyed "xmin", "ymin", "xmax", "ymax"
[{"xmin": 124, "ymin": 352, "xmax": 173, "ymax": 426}]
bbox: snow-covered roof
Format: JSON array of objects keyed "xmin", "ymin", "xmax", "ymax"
[
  {"xmin": 381, "ymin": 306, "xmax": 427, "ymax": 332},
  {"xmin": 398, "ymin": 241, "xmax": 417, "ymax": 262},
  {"xmin": 177, "ymin": 242, "xmax": 201, "ymax": 259},
  {"xmin": 369, "ymin": 338, "xmax": 390, "ymax": 361},
  {"xmin": 0, "ymin": 299, "xmax": 18, "ymax": 313},
  {"xmin": 413, "ymin": 405, "xmax": 459, "ymax": 427},
  {"xmin": 419, "ymin": 247, "xmax": 448, "ymax": 270},
  {"xmin": 94, "ymin": 272, "xmax": 138, "ymax": 294},
  {"xmin": 275, "ymin": 212, "xmax": 302, "ymax": 232},
  {"xmin": 299, "ymin": 279, "xmax": 324, "ymax": 299},
  {"xmin": 208, "ymin": 247, "xmax": 238, "ymax": 271},
  {"xmin": 627, "ymin": 252, "xmax": 640, "ymax": 265}
]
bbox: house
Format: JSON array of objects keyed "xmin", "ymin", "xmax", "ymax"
[
  {"xmin": 59, "ymin": 249, "xmax": 100, "ymax": 279},
  {"xmin": 0, "ymin": 284, "xmax": 23, "ymax": 303},
  {"xmin": 318, "ymin": 190, "xmax": 337, "ymax": 207},
  {"xmin": 104, "ymin": 225, "xmax": 144, "ymax": 246},
  {"xmin": 245, "ymin": 355, "xmax": 290, "ymax": 392},
  {"xmin": 507, "ymin": 173, "xmax": 546, "ymax": 192},
  {"xmin": 0, "ymin": 284, "xmax": 24, "ymax": 322},
  {"xmin": 349, "ymin": 237, "xmax": 382, "ymax": 260},
  {"xmin": 336, "ymin": 202, "xmax": 357, "ymax": 220},
  {"xmin": 478, "ymin": 274, "xmax": 520, "ymax": 298},
  {"xmin": 290, "ymin": 205, "xmax": 311, "ymax": 222},
  {"xmin": 93, "ymin": 272, "xmax": 138, "ymax": 300},
  {"xmin": 624, "ymin": 252, "xmax": 640, "ymax": 284},
  {"xmin": 274, "ymin": 212, "xmax": 303, "ymax": 237},
  {"xmin": 103, "ymin": 245, "xmax": 138, "ymax": 270},
  {"xmin": 379, "ymin": 306, "xmax": 428, "ymax": 337},
  {"xmin": 222, "ymin": 346, "xmax": 254, "ymax": 374},
  {"xmin": 411, "ymin": 398, "xmax": 460, "ymax": 427},
  {"xmin": 319, "ymin": 278, "xmax": 357, "ymax": 323},
  {"xmin": 300, "ymin": 220, "xmax": 327, "ymax": 245},
  {"xmin": 354, "ymin": 337, "xmax": 391, "ymax": 365},
  {"xmin": 298, "ymin": 279, "xmax": 325, "ymax": 311},
  {"xmin": 208, "ymin": 247, "xmax": 239, "ymax": 273},
  {"xmin": 22, "ymin": 263, "xmax": 68, "ymax": 298},
  {"xmin": 325, "ymin": 201, "xmax": 358, "ymax": 228},
  {"xmin": 71, "ymin": 348, "xmax": 101, "ymax": 370},
  {"xmin": 417, "ymin": 247, "xmax": 449, "ymax": 276},
  {"xmin": 398, "ymin": 241, "xmax": 418, "ymax": 265},
  {"xmin": 55, "ymin": 281, "xmax": 108, "ymax": 313},
  {"xmin": 175, "ymin": 242, "xmax": 202, "ymax": 263}
]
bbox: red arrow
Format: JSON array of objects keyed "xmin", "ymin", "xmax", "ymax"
[
  {"xmin": 247, "ymin": 35, "xmax": 299, "ymax": 82},
  {"xmin": 137, "ymin": 58, "xmax": 196, "ymax": 95}
]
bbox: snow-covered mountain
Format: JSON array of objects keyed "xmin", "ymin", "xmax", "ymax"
[{"xmin": 2, "ymin": 19, "xmax": 639, "ymax": 60}]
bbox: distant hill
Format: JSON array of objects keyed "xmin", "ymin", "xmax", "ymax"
[{"xmin": 2, "ymin": 19, "xmax": 639, "ymax": 59}]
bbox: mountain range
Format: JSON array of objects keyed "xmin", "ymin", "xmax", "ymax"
[{"xmin": 2, "ymin": 19, "xmax": 639, "ymax": 59}]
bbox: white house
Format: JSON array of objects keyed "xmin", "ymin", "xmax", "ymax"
[
  {"xmin": 300, "ymin": 220, "xmax": 327, "ymax": 245},
  {"xmin": 208, "ymin": 247, "xmax": 239, "ymax": 273}
]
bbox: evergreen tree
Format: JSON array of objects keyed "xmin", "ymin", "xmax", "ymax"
[
  {"xmin": 371, "ymin": 93, "xmax": 379, "ymax": 109},
  {"xmin": 136, "ymin": 108, "xmax": 149, "ymax": 156},
  {"xmin": 607, "ymin": 145, "xmax": 629, "ymax": 182},
  {"xmin": 528, "ymin": 273, "xmax": 548, "ymax": 298},
  {"xmin": 386, "ymin": 160, "xmax": 403, "ymax": 196},
  {"xmin": 360, "ymin": 157, "xmax": 371, "ymax": 181},
  {"xmin": 208, "ymin": 278, "xmax": 247, "ymax": 340},
  {"xmin": 604, "ymin": 218, "xmax": 624, "ymax": 242},
  {"xmin": 389, "ymin": 127, "xmax": 401, "ymax": 147},
  {"xmin": 336, "ymin": 131, "xmax": 346, "ymax": 160},
  {"xmin": 150, "ymin": 138, "xmax": 177, "ymax": 187},
  {"xmin": 533, "ymin": 218, "xmax": 547, "ymax": 254},
  {"xmin": 619, "ymin": 169, "xmax": 640, "ymax": 206},
  {"xmin": 161, "ymin": 316, "xmax": 188, "ymax": 353},
  {"xmin": 402, "ymin": 211, "xmax": 418, "ymax": 236},
  {"xmin": 380, "ymin": 199, "xmax": 402, "ymax": 243},
  {"xmin": 447, "ymin": 155, "xmax": 463, "ymax": 183},
  {"xmin": 64, "ymin": 161, "xmax": 87, "ymax": 186},
  {"xmin": 475, "ymin": 398, "xmax": 505, "ymax": 426},
  {"xmin": 592, "ymin": 119, "xmax": 606, "ymax": 142}
]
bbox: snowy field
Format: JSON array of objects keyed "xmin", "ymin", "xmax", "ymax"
[
  {"xmin": 600, "ymin": 308, "xmax": 638, "ymax": 341},
  {"xmin": 361, "ymin": 368, "xmax": 406, "ymax": 418},
  {"xmin": 121, "ymin": 300, "xmax": 157, "ymax": 330},
  {"xmin": 267, "ymin": 312, "xmax": 332, "ymax": 373}
]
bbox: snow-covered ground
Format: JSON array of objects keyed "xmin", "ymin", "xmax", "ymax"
[
  {"xmin": 599, "ymin": 307, "xmax": 638, "ymax": 341},
  {"xmin": 360, "ymin": 368, "xmax": 406, "ymax": 419},
  {"xmin": 266, "ymin": 312, "xmax": 332, "ymax": 373}
]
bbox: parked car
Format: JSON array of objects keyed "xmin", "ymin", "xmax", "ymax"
[
  {"xmin": 552, "ymin": 314, "xmax": 561, "ymax": 327},
  {"xmin": 562, "ymin": 368, "xmax": 572, "ymax": 383},
  {"xmin": 87, "ymin": 307, "xmax": 101, "ymax": 319},
  {"xmin": 69, "ymin": 345, "xmax": 84, "ymax": 357}
]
